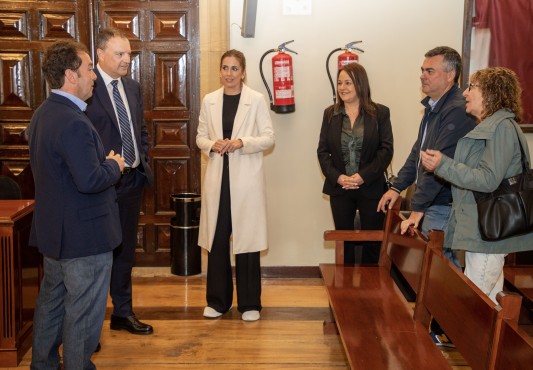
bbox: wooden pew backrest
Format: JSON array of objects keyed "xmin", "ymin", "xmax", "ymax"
[
  {"xmin": 324, "ymin": 198, "xmax": 400, "ymax": 265},
  {"xmin": 492, "ymin": 291, "xmax": 532, "ymax": 370},
  {"xmin": 384, "ymin": 219, "xmax": 428, "ymax": 296},
  {"xmin": 503, "ymin": 266, "xmax": 533, "ymax": 305},
  {"xmin": 324, "ymin": 199, "xmax": 429, "ymax": 296},
  {"xmin": 494, "ymin": 318, "xmax": 533, "ymax": 370},
  {"xmin": 416, "ymin": 232, "xmax": 523, "ymax": 370}
]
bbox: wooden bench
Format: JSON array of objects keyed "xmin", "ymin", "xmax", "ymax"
[
  {"xmin": 504, "ymin": 267, "xmax": 533, "ymax": 303},
  {"xmin": 321, "ymin": 201, "xmax": 529, "ymax": 370},
  {"xmin": 413, "ymin": 231, "xmax": 528, "ymax": 370},
  {"xmin": 492, "ymin": 291, "xmax": 533, "ymax": 370},
  {"xmin": 503, "ymin": 255, "xmax": 533, "ymax": 322},
  {"xmin": 320, "ymin": 200, "xmax": 451, "ymax": 369}
]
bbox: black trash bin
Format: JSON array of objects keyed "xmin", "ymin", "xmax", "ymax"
[{"xmin": 170, "ymin": 193, "xmax": 201, "ymax": 276}]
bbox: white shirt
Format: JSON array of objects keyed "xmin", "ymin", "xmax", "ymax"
[{"xmin": 97, "ymin": 64, "xmax": 140, "ymax": 168}]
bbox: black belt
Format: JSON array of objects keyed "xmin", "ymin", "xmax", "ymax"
[{"xmin": 122, "ymin": 167, "xmax": 135, "ymax": 175}]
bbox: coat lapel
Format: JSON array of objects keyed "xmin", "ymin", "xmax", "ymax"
[
  {"xmin": 231, "ymin": 85, "xmax": 251, "ymax": 138},
  {"xmin": 94, "ymin": 69, "xmax": 120, "ymax": 132},
  {"xmin": 331, "ymin": 112, "xmax": 343, "ymax": 156},
  {"xmin": 210, "ymin": 88, "xmax": 224, "ymax": 139},
  {"xmin": 361, "ymin": 112, "xmax": 377, "ymax": 157}
]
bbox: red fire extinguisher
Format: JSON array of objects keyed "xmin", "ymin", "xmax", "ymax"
[
  {"xmin": 326, "ymin": 41, "xmax": 364, "ymax": 103},
  {"xmin": 260, "ymin": 40, "xmax": 298, "ymax": 114}
]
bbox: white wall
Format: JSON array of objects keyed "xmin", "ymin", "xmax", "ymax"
[{"xmin": 225, "ymin": 0, "xmax": 531, "ymax": 266}]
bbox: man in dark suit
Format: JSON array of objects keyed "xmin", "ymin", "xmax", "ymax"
[
  {"xmin": 28, "ymin": 40, "xmax": 125, "ymax": 370},
  {"xmin": 85, "ymin": 28, "xmax": 154, "ymax": 335}
]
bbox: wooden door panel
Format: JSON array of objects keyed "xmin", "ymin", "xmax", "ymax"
[
  {"xmin": 152, "ymin": 11, "xmax": 187, "ymax": 41},
  {"xmin": 0, "ymin": 52, "xmax": 32, "ymax": 109},
  {"xmin": 0, "ymin": 120, "xmax": 27, "ymax": 146},
  {"xmin": 153, "ymin": 120, "xmax": 189, "ymax": 148},
  {"xmin": 102, "ymin": 11, "xmax": 141, "ymax": 39},
  {"xmin": 40, "ymin": 12, "xmax": 78, "ymax": 40},
  {"xmin": 153, "ymin": 52, "xmax": 189, "ymax": 109},
  {"xmin": 153, "ymin": 158, "xmax": 190, "ymax": 213},
  {"xmin": 0, "ymin": 11, "xmax": 29, "ymax": 39},
  {"xmin": 0, "ymin": 1, "xmax": 92, "ymax": 199}
]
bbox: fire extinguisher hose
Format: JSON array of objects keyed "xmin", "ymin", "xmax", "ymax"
[
  {"xmin": 326, "ymin": 48, "xmax": 342, "ymax": 104},
  {"xmin": 259, "ymin": 49, "xmax": 276, "ymax": 109}
]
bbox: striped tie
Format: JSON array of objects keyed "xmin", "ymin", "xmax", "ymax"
[{"xmin": 111, "ymin": 80, "xmax": 136, "ymax": 167}]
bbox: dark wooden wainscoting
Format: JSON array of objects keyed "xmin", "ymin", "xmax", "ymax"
[{"xmin": 0, "ymin": 0, "xmax": 201, "ymax": 266}]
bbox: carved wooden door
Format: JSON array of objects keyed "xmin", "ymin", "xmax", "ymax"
[
  {"xmin": 0, "ymin": 0, "xmax": 93, "ymax": 198},
  {"xmin": 0, "ymin": 1, "xmax": 200, "ymax": 266}
]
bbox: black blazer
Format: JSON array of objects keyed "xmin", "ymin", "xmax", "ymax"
[
  {"xmin": 85, "ymin": 69, "xmax": 153, "ymax": 185},
  {"xmin": 317, "ymin": 103, "xmax": 393, "ymax": 198}
]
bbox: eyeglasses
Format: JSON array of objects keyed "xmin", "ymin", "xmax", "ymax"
[{"xmin": 467, "ymin": 83, "xmax": 479, "ymax": 91}]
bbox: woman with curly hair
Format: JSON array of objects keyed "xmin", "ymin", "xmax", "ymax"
[{"xmin": 420, "ymin": 67, "xmax": 533, "ymax": 303}]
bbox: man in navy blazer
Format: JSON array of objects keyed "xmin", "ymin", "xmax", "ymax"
[
  {"xmin": 85, "ymin": 28, "xmax": 154, "ymax": 335},
  {"xmin": 28, "ymin": 40, "xmax": 124, "ymax": 370}
]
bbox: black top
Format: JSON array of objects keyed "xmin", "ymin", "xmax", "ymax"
[{"xmin": 222, "ymin": 93, "xmax": 241, "ymax": 139}]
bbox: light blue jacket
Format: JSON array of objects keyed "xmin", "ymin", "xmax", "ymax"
[{"xmin": 435, "ymin": 109, "xmax": 533, "ymax": 253}]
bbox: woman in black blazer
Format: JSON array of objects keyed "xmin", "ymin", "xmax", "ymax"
[{"xmin": 317, "ymin": 63, "xmax": 393, "ymax": 264}]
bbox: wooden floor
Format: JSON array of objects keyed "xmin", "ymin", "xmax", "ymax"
[{"xmin": 9, "ymin": 269, "xmax": 471, "ymax": 369}]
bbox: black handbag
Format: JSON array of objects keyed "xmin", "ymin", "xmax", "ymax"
[{"xmin": 473, "ymin": 124, "xmax": 533, "ymax": 241}]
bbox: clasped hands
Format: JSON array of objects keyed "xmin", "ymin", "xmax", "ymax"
[
  {"xmin": 211, "ymin": 138, "xmax": 243, "ymax": 156},
  {"xmin": 106, "ymin": 150, "xmax": 125, "ymax": 173},
  {"xmin": 338, "ymin": 173, "xmax": 364, "ymax": 190}
]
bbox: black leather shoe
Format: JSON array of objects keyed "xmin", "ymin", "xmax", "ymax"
[
  {"xmin": 94, "ymin": 342, "xmax": 101, "ymax": 353},
  {"xmin": 110, "ymin": 314, "xmax": 153, "ymax": 335}
]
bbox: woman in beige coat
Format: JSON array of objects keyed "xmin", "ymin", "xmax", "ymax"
[{"xmin": 196, "ymin": 50, "xmax": 274, "ymax": 321}]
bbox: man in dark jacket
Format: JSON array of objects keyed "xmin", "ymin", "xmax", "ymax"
[
  {"xmin": 377, "ymin": 46, "xmax": 476, "ymax": 267},
  {"xmin": 85, "ymin": 28, "xmax": 153, "ymax": 335},
  {"xmin": 28, "ymin": 40, "xmax": 124, "ymax": 370},
  {"xmin": 377, "ymin": 45, "xmax": 476, "ymax": 348}
]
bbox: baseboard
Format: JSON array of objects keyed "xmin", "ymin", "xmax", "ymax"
[
  {"xmin": 261, "ymin": 266, "xmax": 321, "ymax": 278},
  {"xmin": 132, "ymin": 266, "xmax": 321, "ymax": 278}
]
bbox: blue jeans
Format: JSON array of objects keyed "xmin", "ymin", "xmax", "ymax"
[
  {"xmin": 420, "ymin": 204, "xmax": 460, "ymax": 268},
  {"xmin": 31, "ymin": 252, "xmax": 112, "ymax": 370}
]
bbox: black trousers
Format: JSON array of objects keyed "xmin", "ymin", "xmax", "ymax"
[
  {"xmin": 206, "ymin": 155, "xmax": 262, "ymax": 313},
  {"xmin": 330, "ymin": 188, "xmax": 384, "ymax": 264},
  {"xmin": 111, "ymin": 169, "xmax": 145, "ymax": 317}
]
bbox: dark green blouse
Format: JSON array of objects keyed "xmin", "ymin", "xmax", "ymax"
[{"xmin": 341, "ymin": 109, "xmax": 365, "ymax": 176}]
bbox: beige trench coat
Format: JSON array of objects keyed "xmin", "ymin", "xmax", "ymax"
[{"xmin": 196, "ymin": 84, "xmax": 275, "ymax": 254}]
